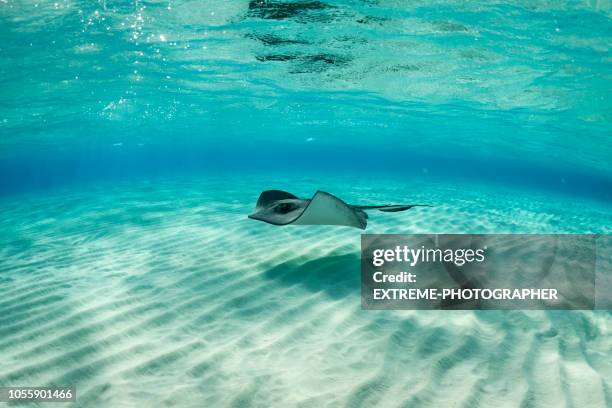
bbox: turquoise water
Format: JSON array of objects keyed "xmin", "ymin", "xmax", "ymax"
[{"xmin": 1, "ymin": 1, "xmax": 611, "ymax": 407}]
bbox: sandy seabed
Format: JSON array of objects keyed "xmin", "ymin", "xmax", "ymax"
[{"xmin": 0, "ymin": 176, "xmax": 610, "ymax": 407}]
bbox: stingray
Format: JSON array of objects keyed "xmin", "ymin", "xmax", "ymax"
[{"xmin": 248, "ymin": 190, "xmax": 431, "ymax": 230}]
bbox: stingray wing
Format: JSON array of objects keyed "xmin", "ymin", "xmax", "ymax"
[
  {"xmin": 255, "ymin": 190, "xmax": 299, "ymax": 211},
  {"xmin": 292, "ymin": 191, "xmax": 367, "ymax": 229}
]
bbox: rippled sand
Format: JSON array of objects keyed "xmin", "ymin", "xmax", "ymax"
[{"xmin": 0, "ymin": 176, "xmax": 610, "ymax": 407}]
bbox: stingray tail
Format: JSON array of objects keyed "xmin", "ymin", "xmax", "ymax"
[{"xmin": 352, "ymin": 204, "xmax": 432, "ymax": 212}]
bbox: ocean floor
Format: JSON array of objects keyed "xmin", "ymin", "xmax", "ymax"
[{"xmin": 0, "ymin": 175, "xmax": 611, "ymax": 407}]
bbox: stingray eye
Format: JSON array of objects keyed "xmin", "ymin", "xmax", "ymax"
[{"xmin": 276, "ymin": 203, "xmax": 294, "ymax": 214}]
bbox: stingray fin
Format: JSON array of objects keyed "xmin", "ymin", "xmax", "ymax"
[
  {"xmin": 354, "ymin": 209, "xmax": 368, "ymax": 225},
  {"xmin": 255, "ymin": 190, "xmax": 299, "ymax": 211},
  {"xmin": 354, "ymin": 204, "xmax": 432, "ymax": 212},
  {"xmin": 379, "ymin": 205, "xmax": 432, "ymax": 212},
  {"xmin": 292, "ymin": 191, "xmax": 367, "ymax": 229}
]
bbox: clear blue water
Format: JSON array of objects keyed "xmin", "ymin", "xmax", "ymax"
[{"xmin": 0, "ymin": 1, "xmax": 611, "ymax": 407}]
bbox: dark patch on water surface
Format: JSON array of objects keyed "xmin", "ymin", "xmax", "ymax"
[
  {"xmin": 304, "ymin": 54, "xmax": 344, "ymax": 64},
  {"xmin": 255, "ymin": 53, "xmax": 351, "ymax": 73},
  {"xmin": 356, "ymin": 15, "xmax": 388, "ymax": 25},
  {"xmin": 385, "ymin": 63, "xmax": 422, "ymax": 72},
  {"xmin": 248, "ymin": 0, "xmax": 334, "ymax": 21},
  {"xmin": 433, "ymin": 20, "xmax": 470, "ymax": 32},
  {"xmin": 332, "ymin": 35, "xmax": 369, "ymax": 46},
  {"xmin": 291, "ymin": 53, "xmax": 351, "ymax": 72},
  {"xmin": 256, "ymin": 54, "xmax": 298, "ymax": 62},
  {"xmin": 300, "ymin": 53, "xmax": 351, "ymax": 71},
  {"xmin": 246, "ymin": 33, "xmax": 309, "ymax": 46},
  {"xmin": 245, "ymin": 1, "xmax": 359, "ymax": 74}
]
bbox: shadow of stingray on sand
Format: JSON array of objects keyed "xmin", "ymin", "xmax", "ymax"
[{"xmin": 263, "ymin": 253, "xmax": 360, "ymax": 299}]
